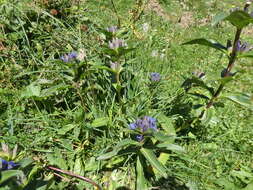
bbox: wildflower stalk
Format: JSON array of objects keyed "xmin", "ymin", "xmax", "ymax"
[
  {"xmin": 110, "ymin": 0, "xmax": 121, "ymax": 27},
  {"xmin": 205, "ymin": 28, "xmax": 242, "ymax": 110},
  {"xmin": 47, "ymin": 166, "xmax": 102, "ymax": 190}
]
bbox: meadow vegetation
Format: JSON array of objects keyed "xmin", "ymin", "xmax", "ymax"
[{"xmin": 0, "ymin": 0, "xmax": 253, "ymax": 189}]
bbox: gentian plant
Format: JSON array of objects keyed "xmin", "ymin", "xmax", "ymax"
[
  {"xmin": 59, "ymin": 49, "xmax": 86, "ymax": 82},
  {"xmin": 102, "ymin": 26, "xmax": 134, "ymax": 100},
  {"xmin": 97, "ymin": 116, "xmax": 185, "ymax": 189},
  {"xmin": 182, "ymin": 1, "xmax": 253, "ymax": 124}
]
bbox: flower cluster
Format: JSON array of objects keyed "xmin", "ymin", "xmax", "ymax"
[
  {"xmin": 129, "ymin": 116, "xmax": 157, "ymax": 141},
  {"xmin": 60, "ymin": 51, "xmax": 78, "ymax": 62},
  {"xmin": 0, "ymin": 158, "xmax": 19, "ymax": 171},
  {"xmin": 110, "ymin": 61, "xmax": 120, "ymax": 71},
  {"xmin": 60, "ymin": 50, "xmax": 87, "ymax": 63},
  {"xmin": 236, "ymin": 40, "xmax": 253, "ymax": 53},
  {"xmin": 150, "ymin": 72, "xmax": 161, "ymax": 82},
  {"xmin": 109, "ymin": 38, "xmax": 127, "ymax": 50},
  {"xmin": 107, "ymin": 26, "xmax": 118, "ymax": 33}
]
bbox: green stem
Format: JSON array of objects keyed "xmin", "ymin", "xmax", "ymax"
[
  {"xmin": 111, "ymin": 0, "xmax": 121, "ymax": 27},
  {"xmin": 205, "ymin": 28, "xmax": 242, "ymax": 110}
]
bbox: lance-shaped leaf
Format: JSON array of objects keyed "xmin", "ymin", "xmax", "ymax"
[
  {"xmin": 182, "ymin": 76, "xmax": 215, "ymax": 96},
  {"xmin": 225, "ymin": 10, "xmax": 253, "ymax": 29},
  {"xmin": 182, "ymin": 38, "xmax": 227, "ymax": 53},
  {"xmin": 222, "ymin": 93, "xmax": 253, "ymax": 110},
  {"xmin": 97, "ymin": 139, "xmax": 139, "ymax": 160},
  {"xmin": 140, "ymin": 148, "xmax": 168, "ymax": 178},
  {"xmin": 238, "ymin": 52, "xmax": 253, "ymax": 58},
  {"xmin": 136, "ymin": 156, "xmax": 148, "ymax": 190},
  {"xmin": 213, "ymin": 10, "xmax": 253, "ymax": 29}
]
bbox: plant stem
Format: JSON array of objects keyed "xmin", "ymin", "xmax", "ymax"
[
  {"xmin": 47, "ymin": 166, "xmax": 102, "ymax": 190},
  {"xmin": 205, "ymin": 28, "xmax": 242, "ymax": 109},
  {"xmin": 111, "ymin": 0, "xmax": 121, "ymax": 27}
]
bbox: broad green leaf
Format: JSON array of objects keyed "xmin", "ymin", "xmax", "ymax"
[
  {"xmin": 58, "ymin": 124, "xmax": 77, "ymax": 135},
  {"xmin": 182, "ymin": 76, "xmax": 214, "ymax": 96},
  {"xmin": 140, "ymin": 148, "xmax": 168, "ymax": 178},
  {"xmin": 97, "ymin": 139, "xmax": 139, "ymax": 160},
  {"xmin": 19, "ymin": 158, "xmax": 34, "ymax": 168},
  {"xmin": 243, "ymin": 182, "xmax": 253, "ymax": 190},
  {"xmin": 136, "ymin": 156, "xmax": 148, "ymax": 190},
  {"xmin": 73, "ymin": 157, "xmax": 85, "ymax": 176},
  {"xmin": 153, "ymin": 153, "xmax": 170, "ymax": 177},
  {"xmin": 156, "ymin": 143, "xmax": 186, "ymax": 153},
  {"xmin": 157, "ymin": 153, "xmax": 170, "ymax": 166},
  {"xmin": 0, "ymin": 170, "xmax": 24, "ymax": 184},
  {"xmin": 40, "ymin": 84, "xmax": 70, "ymax": 98},
  {"xmin": 212, "ymin": 10, "xmax": 253, "ymax": 29},
  {"xmin": 91, "ymin": 117, "xmax": 109, "ymax": 128},
  {"xmin": 225, "ymin": 10, "xmax": 253, "ymax": 29},
  {"xmin": 223, "ymin": 93, "xmax": 253, "ymax": 110},
  {"xmin": 215, "ymin": 178, "xmax": 238, "ymax": 190},
  {"xmin": 47, "ymin": 149, "xmax": 68, "ymax": 170},
  {"xmin": 21, "ymin": 84, "xmax": 41, "ymax": 98},
  {"xmin": 156, "ymin": 114, "xmax": 176, "ymax": 136},
  {"xmin": 153, "ymin": 132, "xmax": 175, "ymax": 143},
  {"xmin": 182, "ymin": 38, "xmax": 227, "ymax": 53}
]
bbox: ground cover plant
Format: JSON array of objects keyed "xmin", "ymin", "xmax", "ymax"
[{"xmin": 0, "ymin": 0, "xmax": 253, "ymax": 189}]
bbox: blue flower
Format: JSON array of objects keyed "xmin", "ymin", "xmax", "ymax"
[
  {"xmin": 129, "ymin": 116, "xmax": 157, "ymax": 141},
  {"xmin": 60, "ymin": 51, "xmax": 78, "ymax": 62},
  {"xmin": 109, "ymin": 38, "xmax": 127, "ymax": 49},
  {"xmin": 1, "ymin": 159, "xmax": 19, "ymax": 171},
  {"xmin": 107, "ymin": 26, "xmax": 118, "ymax": 33},
  {"xmin": 150, "ymin": 72, "xmax": 161, "ymax": 82},
  {"xmin": 136, "ymin": 135, "xmax": 144, "ymax": 142},
  {"xmin": 236, "ymin": 41, "xmax": 253, "ymax": 53},
  {"xmin": 129, "ymin": 123, "xmax": 137, "ymax": 130}
]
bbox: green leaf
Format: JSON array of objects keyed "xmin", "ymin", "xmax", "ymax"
[
  {"xmin": 215, "ymin": 178, "xmax": 238, "ymax": 190},
  {"xmin": 200, "ymin": 108, "xmax": 215, "ymax": 125},
  {"xmin": 40, "ymin": 84, "xmax": 70, "ymax": 98},
  {"xmin": 97, "ymin": 139, "xmax": 139, "ymax": 160},
  {"xmin": 58, "ymin": 124, "xmax": 77, "ymax": 135},
  {"xmin": 243, "ymin": 182, "xmax": 253, "ymax": 190},
  {"xmin": 225, "ymin": 10, "xmax": 253, "ymax": 29},
  {"xmin": 238, "ymin": 52, "xmax": 253, "ymax": 58},
  {"xmin": 212, "ymin": 10, "xmax": 253, "ymax": 29},
  {"xmin": 153, "ymin": 132, "xmax": 175, "ymax": 143},
  {"xmin": 223, "ymin": 93, "xmax": 253, "ymax": 110},
  {"xmin": 140, "ymin": 148, "xmax": 168, "ymax": 178},
  {"xmin": 182, "ymin": 76, "xmax": 214, "ymax": 96},
  {"xmin": 156, "ymin": 114, "xmax": 176, "ymax": 136},
  {"xmin": 218, "ymin": 76, "xmax": 235, "ymax": 85},
  {"xmin": 21, "ymin": 84, "xmax": 41, "ymax": 98},
  {"xmin": 182, "ymin": 38, "xmax": 227, "ymax": 53},
  {"xmin": 136, "ymin": 156, "xmax": 148, "ymax": 190},
  {"xmin": 0, "ymin": 170, "xmax": 24, "ymax": 184},
  {"xmin": 73, "ymin": 157, "xmax": 85, "ymax": 176},
  {"xmin": 156, "ymin": 143, "xmax": 186, "ymax": 153},
  {"xmin": 91, "ymin": 117, "xmax": 109, "ymax": 128}
]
